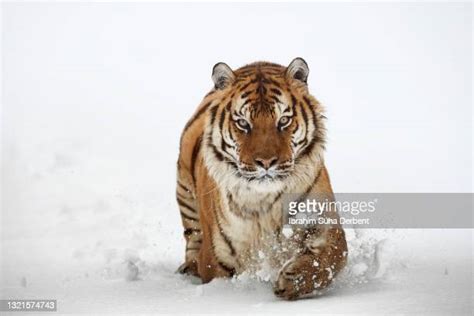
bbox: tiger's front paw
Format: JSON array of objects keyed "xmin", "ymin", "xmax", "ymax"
[
  {"xmin": 273, "ymin": 254, "xmax": 330, "ymax": 300},
  {"xmin": 177, "ymin": 260, "xmax": 199, "ymax": 277}
]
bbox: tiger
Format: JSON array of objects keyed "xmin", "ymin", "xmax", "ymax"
[{"xmin": 176, "ymin": 58, "xmax": 347, "ymax": 300}]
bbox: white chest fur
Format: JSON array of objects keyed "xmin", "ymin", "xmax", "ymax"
[{"xmin": 212, "ymin": 182, "xmax": 288, "ymax": 270}]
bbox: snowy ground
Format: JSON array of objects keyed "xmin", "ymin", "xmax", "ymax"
[
  {"xmin": 1, "ymin": 219, "xmax": 473, "ymax": 314},
  {"xmin": 1, "ymin": 145, "xmax": 472, "ymax": 314},
  {"xmin": 1, "ymin": 2, "xmax": 472, "ymax": 315}
]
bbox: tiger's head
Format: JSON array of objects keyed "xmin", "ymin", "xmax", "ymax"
[{"xmin": 203, "ymin": 58, "xmax": 326, "ymax": 191}]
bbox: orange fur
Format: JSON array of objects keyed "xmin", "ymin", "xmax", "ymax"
[{"xmin": 176, "ymin": 59, "xmax": 347, "ymax": 300}]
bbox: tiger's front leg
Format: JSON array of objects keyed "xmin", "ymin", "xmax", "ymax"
[
  {"xmin": 196, "ymin": 188, "xmax": 237, "ymax": 283},
  {"xmin": 274, "ymin": 226, "xmax": 347, "ymax": 300},
  {"xmin": 176, "ymin": 169, "xmax": 202, "ymax": 278},
  {"xmin": 197, "ymin": 218, "xmax": 236, "ymax": 283}
]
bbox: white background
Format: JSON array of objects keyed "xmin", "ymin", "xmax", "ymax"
[{"xmin": 1, "ymin": 2, "xmax": 472, "ymax": 314}]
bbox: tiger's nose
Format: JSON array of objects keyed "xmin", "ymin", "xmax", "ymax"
[{"xmin": 254, "ymin": 156, "xmax": 278, "ymax": 170}]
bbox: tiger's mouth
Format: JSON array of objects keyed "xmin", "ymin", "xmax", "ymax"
[{"xmin": 236, "ymin": 162, "xmax": 294, "ymax": 182}]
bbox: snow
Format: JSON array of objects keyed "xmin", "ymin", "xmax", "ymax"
[
  {"xmin": 1, "ymin": 222, "xmax": 472, "ymax": 313},
  {"xmin": 1, "ymin": 159, "xmax": 472, "ymax": 313},
  {"xmin": 1, "ymin": 2, "xmax": 472, "ymax": 315}
]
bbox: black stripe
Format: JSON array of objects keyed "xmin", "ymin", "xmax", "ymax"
[
  {"xmin": 219, "ymin": 104, "xmax": 237, "ymax": 154},
  {"xmin": 257, "ymin": 84, "xmax": 267, "ymax": 96},
  {"xmin": 299, "ymin": 99, "xmax": 325, "ymax": 157},
  {"xmin": 184, "ymin": 228, "xmax": 201, "ymax": 236},
  {"xmin": 204, "ymin": 90, "xmax": 216, "ymax": 98},
  {"xmin": 209, "ymin": 141, "xmax": 238, "ymax": 168},
  {"xmin": 228, "ymin": 121, "xmax": 236, "ymax": 143},
  {"xmin": 242, "ymin": 98, "xmax": 252, "ymax": 106},
  {"xmin": 177, "ymin": 181, "xmax": 191, "ymax": 193},
  {"xmin": 300, "ymin": 102, "xmax": 309, "ymax": 128},
  {"xmin": 291, "ymin": 94, "xmax": 297, "ymax": 112},
  {"xmin": 227, "ymin": 192, "xmax": 234, "ymax": 205},
  {"xmin": 238, "ymin": 106, "xmax": 245, "ymax": 117},
  {"xmin": 186, "ymin": 247, "xmax": 200, "ymax": 251},
  {"xmin": 190, "ymin": 134, "xmax": 203, "ymax": 186},
  {"xmin": 236, "ymin": 65, "xmax": 256, "ymax": 71},
  {"xmin": 222, "ymin": 138, "xmax": 236, "ymax": 150},
  {"xmin": 268, "ymin": 191, "xmax": 284, "ymax": 211},
  {"xmin": 300, "ymin": 134, "xmax": 322, "ymax": 157},
  {"xmin": 177, "ymin": 197, "xmax": 197, "ymax": 213},
  {"xmin": 239, "ymin": 81, "xmax": 253, "ymax": 91},
  {"xmin": 296, "ymin": 168, "xmax": 323, "ymax": 203},
  {"xmin": 221, "ymin": 135, "xmax": 236, "ymax": 153},
  {"xmin": 221, "ymin": 141, "xmax": 236, "ymax": 160},
  {"xmin": 265, "ymin": 70, "xmax": 283, "ymax": 76},
  {"xmin": 270, "ymin": 88, "xmax": 282, "ymax": 95},
  {"xmin": 292, "ymin": 121, "xmax": 299, "ymax": 133},
  {"xmin": 249, "ymin": 77, "xmax": 259, "ymax": 84},
  {"xmin": 297, "ymin": 139, "xmax": 307, "ymax": 146},
  {"xmin": 299, "ymin": 102, "xmax": 309, "ymax": 147},
  {"xmin": 265, "ymin": 77, "xmax": 282, "ymax": 87},
  {"xmin": 261, "ymin": 64, "xmax": 284, "ymax": 69},
  {"xmin": 209, "ymin": 105, "xmax": 219, "ymax": 125},
  {"xmin": 241, "ymin": 91, "xmax": 251, "ymax": 99},
  {"xmin": 219, "ymin": 103, "xmax": 229, "ymax": 131},
  {"xmin": 218, "ymin": 261, "xmax": 236, "ymax": 276},
  {"xmin": 176, "ymin": 191, "xmax": 188, "ymax": 200},
  {"xmin": 216, "ymin": 220, "xmax": 236, "ymax": 256},
  {"xmin": 233, "ymin": 77, "xmax": 249, "ymax": 84},
  {"xmin": 208, "ymin": 134, "xmax": 239, "ymax": 170},
  {"xmin": 235, "ymin": 72, "xmax": 254, "ymax": 78},
  {"xmin": 283, "ymin": 106, "xmax": 292, "ymax": 114},
  {"xmin": 303, "ymin": 96, "xmax": 318, "ymax": 131},
  {"xmin": 181, "ymin": 211, "xmax": 198, "ymax": 222},
  {"xmin": 209, "ymin": 141, "xmax": 224, "ymax": 162},
  {"xmin": 302, "ymin": 96, "xmax": 312, "ymax": 107}
]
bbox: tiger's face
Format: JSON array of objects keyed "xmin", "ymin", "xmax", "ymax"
[
  {"xmin": 233, "ymin": 111, "xmax": 294, "ymax": 182},
  {"xmin": 205, "ymin": 58, "xmax": 325, "ymax": 188}
]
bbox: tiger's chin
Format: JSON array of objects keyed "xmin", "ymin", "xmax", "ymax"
[
  {"xmin": 236, "ymin": 162, "xmax": 294, "ymax": 183},
  {"xmin": 232, "ymin": 170, "xmax": 292, "ymax": 194},
  {"xmin": 239, "ymin": 173, "xmax": 290, "ymax": 183},
  {"xmin": 237, "ymin": 167, "xmax": 292, "ymax": 183}
]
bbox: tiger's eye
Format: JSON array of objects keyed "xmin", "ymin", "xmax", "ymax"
[
  {"xmin": 236, "ymin": 119, "xmax": 250, "ymax": 132},
  {"xmin": 238, "ymin": 119, "xmax": 248, "ymax": 128},
  {"xmin": 278, "ymin": 116, "xmax": 292, "ymax": 129}
]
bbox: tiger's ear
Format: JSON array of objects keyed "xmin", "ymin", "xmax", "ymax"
[
  {"xmin": 212, "ymin": 62, "xmax": 235, "ymax": 89},
  {"xmin": 286, "ymin": 57, "xmax": 309, "ymax": 84}
]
